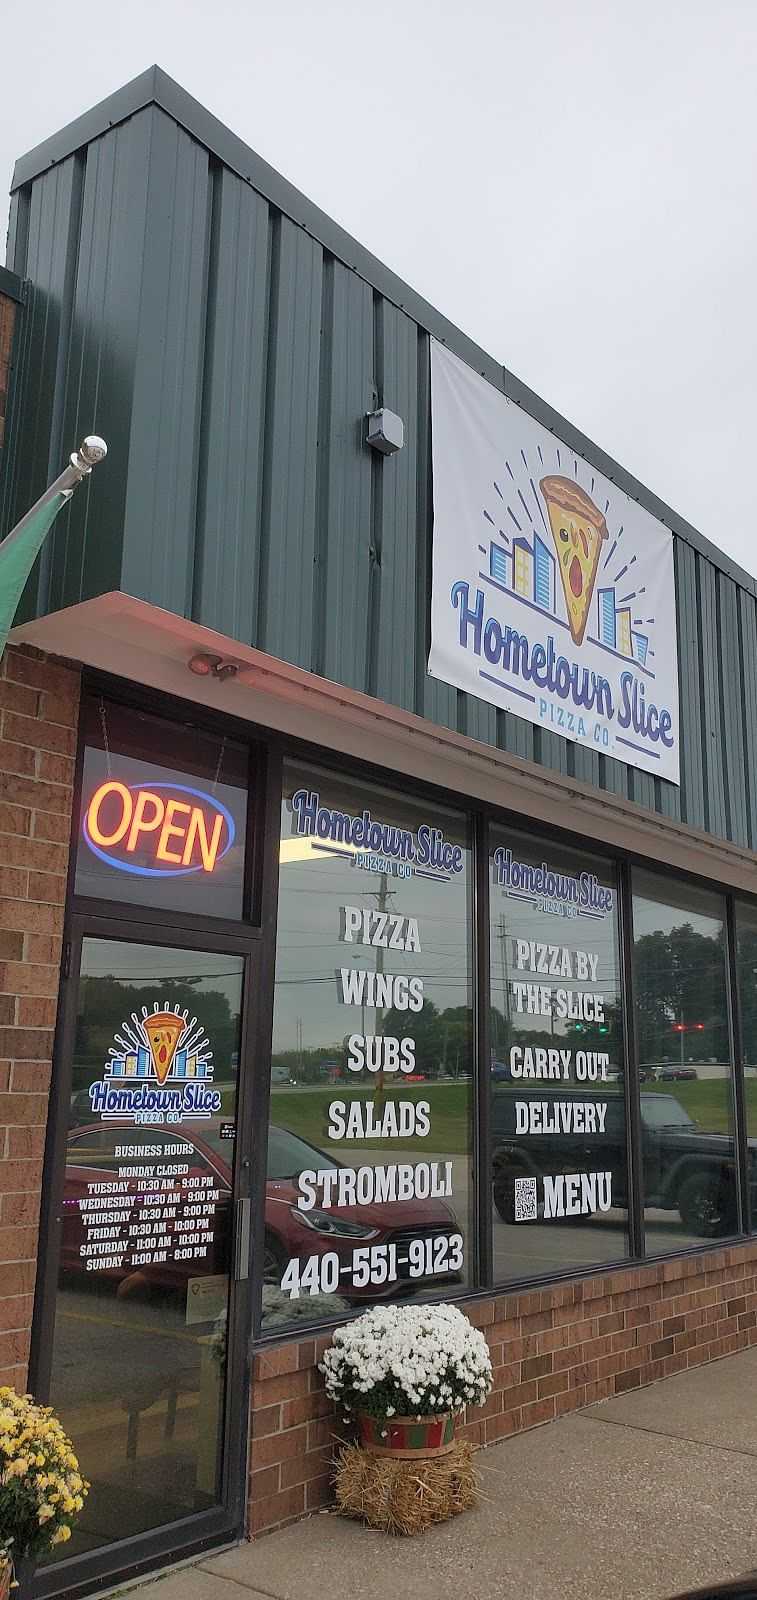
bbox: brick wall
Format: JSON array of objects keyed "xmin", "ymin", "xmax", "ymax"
[
  {"xmin": 248, "ymin": 1238, "xmax": 757, "ymax": 1538},
  {"xmin": 0, "ymin": 292, "xmax": 18, "ymax": 451},
  {"xmin": 0, "ymin": 645, "xmax": 80, "ymax": 1388}
]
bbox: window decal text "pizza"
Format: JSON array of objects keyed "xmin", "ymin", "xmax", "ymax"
[{"xmin": 82, "ymin": 781, "xmax": 235, "ymax": 878}]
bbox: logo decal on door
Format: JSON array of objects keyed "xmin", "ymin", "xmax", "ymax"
[{"xmin": 89, "ymin": 1002, "xmax": 222, "ymax": 1124}]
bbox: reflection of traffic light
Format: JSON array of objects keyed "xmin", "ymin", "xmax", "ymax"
[{"xmin": 598, "ymin": 1024, "xmax": 608, "ymax": 1034}]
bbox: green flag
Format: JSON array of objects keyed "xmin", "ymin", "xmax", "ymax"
[
  {"xmin": 0, "ymin": 488, "xmax": 72, "ymax": 656},
  {"xmin": 0, "ymin": 436, "xmax": 107, "ymax": 659}
]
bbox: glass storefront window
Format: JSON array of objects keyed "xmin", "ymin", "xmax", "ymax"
[
  {"xmin": 733, "ymin": 901, "xmax": 757, "ymax": 1230},
  {"xmin": 45, "ymin": 939, "xmax": 243, "ymax": 1560},
  {"xmin": 489, "ymin": 829, "xmax": 629, "ymax": 1280},
  {"xmin": 263, "ymin": 762, "xmax": 473, "ymax": 1330},
  {"xmin": 633, "ymin": 873, "xmax": 738, "ymax": 1247},
  {"xmin": 75, "ymin": 698, "xmax": 249, "ymax": 920}
]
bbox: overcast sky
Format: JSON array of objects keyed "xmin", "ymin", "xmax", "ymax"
[{"xmin": 1, "ymin": 0, "xmax": 755, "ymax": 575}]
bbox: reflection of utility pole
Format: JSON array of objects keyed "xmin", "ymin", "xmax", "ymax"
[
  {"xmin": 296, "ymin": 1017, "xmax": 304, "ymax": 1079},
  {"xmin": 365, "ymin": 871, "xmax": 396, "ymax": 1102}
]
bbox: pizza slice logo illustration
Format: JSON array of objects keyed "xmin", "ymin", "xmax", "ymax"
[
  {"xmin": 540, "ymin": 475, "xmax": 608, "ymax": 646},
  {"xmin": 142, "ymin": 1010, "xmax": 185, "ymax": 1085}
]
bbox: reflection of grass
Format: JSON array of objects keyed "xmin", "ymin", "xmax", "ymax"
[
  {"xmin": 644, "ymin": 1077, "xmax": 745, "ymax": 1134},
  {"xmin": 269, "ymin": 1082, "xmax": 471, "ymax": 1154}
]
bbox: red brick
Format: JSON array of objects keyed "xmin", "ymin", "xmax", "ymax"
[
  {"xmin": 522, "ymin": 1354, "xmax": 552, "ymax": 1380},
  {"xmin": 37, "ymin": 750, "xmax": 75, "ymax": 787},
  {"xmin": 23, "ymin": 935, "xmax": 61, "ymax": 964},
  {"xmin": 280, "ymin": 1447, "xmax": 334, "ymax": 1489},
  {"xmin": 614, "ymin": 1369, "xmax": 642, "ymax": 1393},
  {"xmin": 305, "ymin": 1474, "xmax": 332, "ymax": 1510},
  {"xmin": 251, "ymin": 1370, "xmax": 310, "ymax": 1407},
  {"xmin": 0, "ymin": 934, "xmax": 22, "ymax": 962},
  {"xmin": 251, "ymin": 1424, "xmax": 309, "ymax": 1470},
  {"xmin": 0, "ymin": 1192, "xmax": 42, "ymax": 1226},
  {"xmin": 10, "ymin": 1063, "xmax": 51, "ymax": 1094},
  {"xmin": 0, "ymin": 740, "xmax": 36, "ymax": 778},
  {"xmin": 0, "ymin": 803, "xmax": 31, "ymax": 836},
  {"xmin": 38, "ymin": 690, "xmax": 79, "ymax": 728},
  {"xmin": 282, "ymin": 1394, "xmax": 323, "ymax": 1429},
  {"xmin": 30, "ymin": 812, "xmax": 71, "ymax": 846},
  {"xmin": 521, "ymin": 1397, "xmax": 556, "ymax": 1429},
  {"xmin": 0, "ymin": 1093, "xmax": 49, "ymax": 1127},
  {"xmin": 6, "ymin": 1128, "xmax": 46, "ymax": 1161},
  {"xmin": 538, "ymin": 1371, "xmax": 570, "ymax": 1400},
  {"xmin": 0, "ymin": 1295, "xmax": 33, "ymax": 1333},
  {"xmin": 0, "ymin": 775, "xmax": 70, "ymax": 815},
  {"xmin": 0, "ymin": 867, "xmax": 27, "ymax": 899},
  {"xmin": 0, "ymin": 900, "xmax": 63, "ymax": 936},
  {"xmin": 2, "ymin": 710, "xmax": 76, "ymax": 756},
  {"xmin": 0, "ymin": 1226, "xmax": 37, "ymax": 1261},
  {"xmin": 27, "ymin": 872, "xmax": 66, "ymax": 906},
  {"xmin": 250, "ymin": 1484, "xmax": 305, "ymax": 1535},
  {"xmin": 249, "ymin": 1464, "xmax": 280, "ymax": 1498},
  {"xmin": 0, "ymin": 1027, "xmax": 54, "ymax": 1061},
  {"xmin": 255, "ymin": 1344, "xmax": 301, "ymax": 1380},
  {"xmin": 0, "ymin": 680, "xmax": 39, "ymax": 718},
  {"xmin": 3, "ymin": 651, "xmax": 77, "ymax": 696},
  {"xmin": 485, "ymin": 1409, "xmax": 522, "ymax": 1443},
  {"xmin": 0, "ymin": 962, "xmax": 59, "ymax": 998},
  {"xmin": 16, "ymin": 997, "xmax": 57, "ymax": 1029}
]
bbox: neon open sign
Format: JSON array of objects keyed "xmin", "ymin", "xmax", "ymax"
[{"xmin": 83, "ymin": 781, "xmax": 235, "ymax": 878}]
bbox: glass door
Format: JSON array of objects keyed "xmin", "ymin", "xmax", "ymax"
[{"xmin": 38, "ymin": 935, "xmax": 248, "ymax": 1572}]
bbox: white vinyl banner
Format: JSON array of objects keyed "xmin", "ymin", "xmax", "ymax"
[{"xmin": 429, "ymin": 341, "xmax": 680, "ymax": 785}]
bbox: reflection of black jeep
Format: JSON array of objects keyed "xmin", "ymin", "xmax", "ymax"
[{"xmin": 491, "ymin": 1086, "xmax": 745, "ymax": 1238}]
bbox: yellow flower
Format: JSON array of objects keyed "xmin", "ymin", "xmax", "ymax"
[
  {"xmin": 37, "ymin": 1504, "xmax": 55, "ymax": 1524},
  {"xmin": 51, "ymin": 1526, "xmax": 71, "ymax": 1545}
]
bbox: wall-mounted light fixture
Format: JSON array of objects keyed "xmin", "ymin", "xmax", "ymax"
[{"xmin": 188, "ymin": 652, "xmax": 239, "ymax": 682}]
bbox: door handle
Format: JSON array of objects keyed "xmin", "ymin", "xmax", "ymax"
[{"xmin": 233, "ymin": 1198, "xmax": 251, "ymax": 1281}]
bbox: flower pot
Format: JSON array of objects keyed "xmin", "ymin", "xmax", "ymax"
[
  {"xmin": 357, "ymin": 1411, "xmax": 457, "ymax": 1459},
  {"xmin": 0, "ymin": 1561, "xmax": 12, "ymax": 1600}
]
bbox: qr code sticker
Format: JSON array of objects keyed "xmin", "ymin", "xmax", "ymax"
[{"xmin": 514, "ymin": 1176, "xmax": 538, "ymax": 1222}]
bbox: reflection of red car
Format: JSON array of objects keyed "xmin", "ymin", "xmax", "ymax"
[{"xmin": 63, "ymin": 1121, "xmax": 460, "ymax": 1300}]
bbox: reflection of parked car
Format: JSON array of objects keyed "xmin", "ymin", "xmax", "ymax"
[
  {"xmin": 657, "ymin": 1066, "xmax": 698, "ymax": 1081},
  {"xmin": 63, "ymin": 1121, "xmax": 460, "ymax": 1299},
  {"xmin": 491, "ymin": 1087, "xmax": 748, "ymax": 1237}
]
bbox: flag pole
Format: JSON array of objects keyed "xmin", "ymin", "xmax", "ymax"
[
  {"xmin": 0, "ymin": 436, "xmax": 108, "ymax": 553},
  {"xmin": 0, "ymin": 436, "xmax": 108, "ymax": 661}
]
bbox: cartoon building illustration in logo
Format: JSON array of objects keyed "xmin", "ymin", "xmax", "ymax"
[{"xmin": 105, "ymin": 1003, "xmax": 213, "ymax": 1086}]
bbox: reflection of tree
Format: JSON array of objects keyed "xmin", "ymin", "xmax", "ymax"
[
  {"xmin": 634, "ymin": 924, "xmax": 728, "ymax": 1063},
  {"xmin": 737, "ymin": 926, "xmax": 757, "ymax": 1065},
  {"xmin": 380, "ymin": 999, "xmax": 472, "ymax": 1079},
  {"xmin": 490, "ymin": 1000, "xmax": 623, "ymax": 1070},
  {"xmin": 75, "ymin": 976, "xmax": 237, "ymax": 1094}
]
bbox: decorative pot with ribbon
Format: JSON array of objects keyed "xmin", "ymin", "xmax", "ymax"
[{"xmin": 357, "ymin": 1411, "xmax": 457, "ymax": 1459}]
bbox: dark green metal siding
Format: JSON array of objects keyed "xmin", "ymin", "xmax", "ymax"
[{"xmin": 4, "ymin": 69, "xmax": 757, "ymax": 854}]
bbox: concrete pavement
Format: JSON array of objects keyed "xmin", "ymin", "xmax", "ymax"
[{"xmin": 119, "ymin": 1346, "xmax": 757, "ymax": 1600}]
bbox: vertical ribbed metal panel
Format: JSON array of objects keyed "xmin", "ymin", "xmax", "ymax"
[
  {"xmin": 256, "ymin": 215, "xmax": 322, "ymax": 668},
  {"xmin": 374, "ymin": 301, "xmax": 418, "ymax": 713},
  {"xmin": 674, "ymin": 540, "xmax": 706, "ymax": 830},
  {"xmin": 120, "ymin": 112, "xmax": 211, "ymax": 613},
  {"xmin": 418, "ymin": 331, "xmax": 456, "ymax": 731},
  {"xmin": 718, "ymin": 572, "xmax": 748, "ymax": 847},
  {"xmin": 697, "ymin": 556, "xmax": 727, "ymax": 839},
  {"xmin": 738, "ymin": 587, "xmax": 757, "ymax": 850},
  {"xmin": 192, "ymin": 170, "xmax": 270, "ymax": 640},
  {"xmin": 48, "ymin": 115, "xmax": 154, "ymax": 608},
  {"xmin": 2, "ymin": 158, "xmax": 80, "ymax": 617},
  {"xmin": 316, "ymin": 260, "xmax": 373, "ymax": 690}
]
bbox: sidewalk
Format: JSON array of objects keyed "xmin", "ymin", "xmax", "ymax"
[{"xmin": 126, "ymin": 1347, "xmax": 757, "ymax": 1600}]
